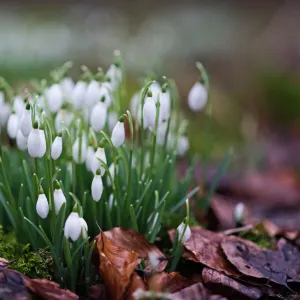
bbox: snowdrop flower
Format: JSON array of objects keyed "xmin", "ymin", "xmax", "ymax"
[
  {"xmin": 177, "ymin": 136, "xmax": 189, "ymax": 156},
  {"xmin": 79, "ymin": 217, "xmax": 88, "ymax": 239},
  {"xmin": 188, "ymin": 82, "xmax": 208, "ymax": 112},
  {"xmin": 28, "ymin": 122, "xmax": 47, "ymax": 158},
  {"xmin": 99, "ymin": 82, "xmax": 113, "ymax": 107},
  {"xmin": 64, "ymin": 212, "xmax": 81, "ymax": 242},
  {"xmin": 19, "ymin": 104, "xmax": 32, "ymax": 137},
  {"xmin": 85, "ymin": 80, "xmax": 101, "ymax": 107},
  {"xmin": 51, "ymin": 133, "xmax": 63, "ymax": 160},
  {"xmin": 130, "ymin": 91, "xmax": 141, "ymax": 120},
  {"xmin": 91, "ymin": 145, "xmax": 107, "ymax": 175},
  {"xmin": 86, "ymin": 146, "xmax": 95, "ymax": 171},
  {"xmin": 177, "ymin": 222, "xmax": 191, "ymax": 244},
  {"xmin": 45, "ymin": 83, "xmax": 64, "ymax": 113},
  {"xmin": 13, "ymin": 96, "xmax": 25, "ymax": 118},
  {"xmin": 72, "ymin": 81, "xmax": 87, "ymax": 109},
  {"xmin": 108, "ymin": 112, "xmax": 118, "ymax": 132},
  {"xmin": 158, "ymin": 86, "xmax": 170, "ymax": 122},
  {"xmin": 149, "ymin": 82, "xmax": 161, "ymax": 103},
  {"xmin": 233, "ymin": 202, "xmax": 245, "ymax": 225},
  {"xmin": 111, "ymin": 117, "xmax": 125, "ymax": 148},
  {"xmin": 36, "ymin": 191, "xmax": 49, "ymax": 219},
  {"xmin": 91, "ymin": 169, "xmax": 103, "ymax": 202},
  {"xmin": 7, "ymin": 113, "xmax": 19, "ymax": 139},
  {"xmin": 16, "ymin": 129, "xmax": 28, "ymax": 150},
  {"xmin": 90, "ymin": 100, "xmax": 107, "ymax": 132},
  {"xmin": 156, "ymin": 122, "xmax": 168, "ymax": 145},
  {"xmin": 148, "ymin": 251, "xmax": 160, "ymax": 271},
  {"xmin": 72, "ymin": 135, "xmax": 87, "ymax": 164},
  {"xmin": 60, "ymin": 77, "xmax": 74, "ymax": 99},
  {"xmin": 143, "ymin": 92, "xmax": 156, "ymax": 131},
  {"xmin": 106, "ymin": 63, "xmax": 122, "ymax": 90},
  {"xmin": 0, "ymin": 92, "xmax": 10, "ymax": 127},
  {"xmin": 55, "ymin": 108, "xmax": 73, "ymax": 132},
  {"xmin": 53, "ymin": 182, "xmax": 66, "ymax": 215}
]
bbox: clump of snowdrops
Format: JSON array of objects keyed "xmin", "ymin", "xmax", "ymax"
[{"xmin": 0, "ymin": 52, "xmax": 210, "ymax": 292}]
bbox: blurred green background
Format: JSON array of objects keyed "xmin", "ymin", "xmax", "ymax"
[{"xmin": 1, "ymin": 0, "xmax": 300, "ymax": 159}]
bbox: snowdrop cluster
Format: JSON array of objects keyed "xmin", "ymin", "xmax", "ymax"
[{"xmin": 0, "ymin": 55, "xmax": 208, "ymax": 290}]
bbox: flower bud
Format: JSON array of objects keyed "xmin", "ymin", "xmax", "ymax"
[
  {"xmin": 60, "ymin": 77, "xmax": 75, "ymax": 98},
  {"xmin": 16, "ymin": 129, "xmax": 28, "ymax": 150},
  {"xmin": 7, "ymin": 114, "xmax": 19, "ymax": 139},
  {"xmin": 233, "ymin": 202, "xmax": 245, "ymax": 225},
  {"xmin": 79, "ymin": 217, "xmax": 88, "ymax": 239},
  {"xmin": 111, "ymin": 120, "xmax": 125, "ymax": 148},
  {"xmin": 13, "ymin": 96, "xmax": 25, "ymax": 118},
  {"xmin": 72, "ymin": 136, "xmax": 87, "ymax": 164},
  {"xmin": 19, "ymin": 106, "xmax": 32, "ymax": 137},
  {"xmin": 53, "ymin": 186, "xmax": 66, "ymax": 215},
  {"xmin": 64, "ymin": 212, "xmax": 81, "ymax": 242},
  {"xmin": 28, "ymin": 125, "xmax": 47, "ymax": 158},
  {"xmin": 85, "ymin": 80, "xmax": 101, "ymax": 107},
  {"xmin": 177, "ymin": 136, "xmax": 189, "ymax": 156},
  {"xmin": 149, "ymin": 82, "xmax": 161, "ymax": 103},
  {"xmin": 51, "ymin": 136, "xmax": 63, "ymax": 160},
  {"xmin": 91, "ymin": 146, "xmax": 107, "ymax": 175},
  {"xmin": 177, "ymin": 222, "xmax": 191, "ymax": 244},
  {"xmin": 36, "ymin": 193, "xmax": 49, "ymax": 219},
  {"xmin": 90, "ymin": 101, "xmax": 107, "ymax": 132},
  {"xmin": 106, "ymin": 64, "xmax": 122, "ymax": 90},
  {"xmin": 55, "ymin": 109, "xmax": 73, "ymax": 133},
  {"xmin": 91, "ymin": 171, "xmax": 103, "ymax": 202},
  {"xmin": 143, "ymin": 96, "xmax": 156, "ymax": 131},
  {"xmin": 158, "ymin": 91, "xmax": 170, "ymax": 122},
  {"xmin": 0, "ymin": 94, "xmax": 11, "ymax": 127},
  {"xmin": 188, "ymin": 82, "xmax": 207, "ymax": 112},
  {"xmin": 86, "ymin": 146, "xmax": 95, "ymax": 171},
  {"xmin": 72, "ymin": 81, "xmax": 87, "ymax": 109},
  {"xmin": 148, "ymin": 251, "xmax": 160, "ymax": 272},
  {"xmin": 45, "ymin": 83, "xmax": 64, "ymax": 113},
  {"xmin": 108, "ymin": 112, "xmax": 118, "ymax": 133}
]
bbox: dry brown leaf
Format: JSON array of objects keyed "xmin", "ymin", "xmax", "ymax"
[
  {"xmin": 97, "ymin": 230, "xmax": 139, "ymax": 300},
  {"xmin": 172, "ymin": 282, "xmax": 227, "ymax": 300},
  {"xmin": 104, "ymin": 227, "xmax": 167, "ymax": 272},
  {"xmin": 169, "ymin": 227, "xmax": 240, "ymax": 277},
  {"xmin": 126, "ymin": 273, "xmax": 146, "ymax": 300},
  {"xmin": 221, "ymin": 235, "xmax": 300, "ymax": 287},
  {"xmin": 202, "ymin": 267, "xmax": 264, "ymax": 300},
  {"xmin": 24, "ymin": 278, "xmax": 78, "ymax": 300}
]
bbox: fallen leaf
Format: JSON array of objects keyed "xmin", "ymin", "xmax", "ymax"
[
  {"xmin": 202, "ymin": 267, "xmax": 264, "ymax": 300},
  {"xmin": 126, "ymin": 272, "xmax": 146, "ymax": 300},
  {"xmin": 104, "ymin": 227, "xmax": 167, "ymax": 272},
  {"xmin": 169, "ymin": 227, "xmax": 240, "ymax": 277},
  {"xmin": 96, "ymin": 230, "xmax": 139, "ymax": 300},
  {"xmin": 221, "ymin": 235, "xmax": 300, "ymax": 287},
  {"xmin": 172, "ymin": 282, "xmax": 227, "ymax": 300}
]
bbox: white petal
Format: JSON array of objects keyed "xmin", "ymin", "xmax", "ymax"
[
  {"xmin": 158, "ymin": 92, "xmax": 170, "ymax": 122},
  {"xmin": 16, "ymin": 130, "xmax": 28, "ymax": 150},
  {"xmin": 90, "ymin": 102, "xmax": 107, "ymax": 132},
  {"xmin": 233, "ymin": 202, "xmax": 245, "ymax": 224},
  {"xmin": 55, "ymin": 110, "xmax": 73, "ymax": 133},
  {"xmin": 13, "ymin": 96, "xmax": 25, "ymax": 118},
  {"xmin": 143, "ymin": 97, "xmax": 156, "ymax": 131},
  {"xmin": 72, "ymin": 81, "xmax": 87, "ymax": 109},
  {"xmin": 36, "ymin": 194, "xmax": 49, "ymax": 219},
  {"xmin": 111, "ymin": 121, "xmax": 125, "ymax": 148},
  {"xmin": 86, "ymin": 146, "xmax": 95, "ymax": 171},
  {"xmin": 177, "ymin": 222, "xmax": 191, "ymax": 244},
  {"xmin": 72, "ymin": 136, "xmax": 87, "ymax": 164},
  {"xmin": 188, "ymin": 82, "xmax": 207, "ymax": 112},
  {"xmin": 7, "ymin": 114, "xmax": 19, "ymax": 139},
  {"xmin": 91, "ymin": 147, "xmax": 106, "ymax": 175},
  {"xmin": 64, "ymin": 212, "xmax": 81, "ymax": 242},
  {"xmin": 0, "ymin": 102, "xmax": 11, "ymax": 127},
  {"xmin": 20, "ymin": 110, "xmax": 32, "ymax": 137},
  {"xmin": 108, "ymin": 112, "xmax": 118, "ymax": 133},
  {"xmin": 91, "ymin": 174, "xmax": 103, "ymax": 202},
  {"xmin": 54, "ymin": 188, "xmax": 66, "ymax": 215},
  {"xmin": 51, "ymin": 136, "xmax": 63, "ymax": 160},
  {"xmin": 61, "ymin": 77, "xmax": 75, "ymax": 97},
  {"xmin": 28, "ymin": 129, "xmax": 46, "ymax": 158},
  {"xmin": 148, "ymin": 251, "xmax": 160, "ymax": 271},
  {"xmin": 45, "ymin": 84, "xmax": 64, "ymax": 113},
  {"xmin": 177, "ymin": 136, "xmax": 189, "ymax": 156},
  {"xmin": 79, "ymin": 218, "xmax": 88, "ymax": 238},
  {"xmin": 149, "ymin": 82, "xmax": 161, "ymax": 103},
  {"xmin": 85, "ymin": 80, "xmax": 101, "ymax": 107}
]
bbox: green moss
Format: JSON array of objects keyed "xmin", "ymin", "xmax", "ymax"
[
  {"xmin": 239, "ymin": 223, "xmax": 275, "ymax": 250},
  {"xmin": 0, "ymin": 226, "xmax": 53, "ymax": 280}
]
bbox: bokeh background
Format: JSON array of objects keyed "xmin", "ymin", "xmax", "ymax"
[{"xmin": 1, "ymin": 0, "xmax": 300, "ymax": 164}]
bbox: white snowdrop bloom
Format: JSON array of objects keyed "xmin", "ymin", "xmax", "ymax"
[
  {"xmin": 233, "ymin": 202, "xmax": 245, "ymax": 224},
  {"xmin": 158, "ymin": 91, "xmax": 171, "ymax": 122},
  {"xmin": 91, "ymin": 170, "xmax": 103, "ymax": 202},
  {"xmin": 106, "ymin": 64, "xmax": 122, "ymax": 90},
  {"xmin": 156, "ymin": 122, "xmax": 168, "ymax": 145},
  {"xmin": 53, "ymin": 187, "xmax": 66, "ymax": 215},
  {"xmin": 149, "ymin": 82, "xmax": 161, "ymax": 103},
  {"xmin": 143, "ymin": 96, "xmax": 156, "ymax": 131},
  {"xmin": 85, "ymin": 80, "xmax": 101, "ymax": 107},
  {"xmin": 107, "ymin": 163, "xmax": 118, "ymax": 186},
  {"xmin": 55, "ymin": 109, "xmax": 73, "ymax": 132},
  {"xmin": 91, "ymin": 146, "xmax": 107, "ymax": 175},
  {"xmin": 188, "ymin": 82, "xmax": 208, "ymax": 112},
  {"xmin": 60, "ymin": 77, "xmax": 74, "ymax": 99},
  {"xmin": 111, "ymin": 120, "xmax": 125, "ymax": 148},
  {"xmin": 28, "ymin": 124, "xmax": 47, "ymax": 158},
  {"xmin": 177, "ymin": 222, "xmax": 191, "ymax": 244},
  {"xmin": 13, "ymin": 96, "xmax": 25, "ymax": 118},
  {"xmin": 177, "ymin": 136, "xmax": 189, "ymax": 156},
  {"xmin": 72, "ymin": 135, "xmax": 87, "ymax": 164},
  {"xmin": 79, "ymin": 217, "xmax": 88, "ymax": 238},
  {"xmin": 51, "ymin": 135, "xmax": 63, "ymax": 160},
  {"xmin": 64, "ymin": 212, "xmax": 81, "ymax": 242},
  {"xmin": 86, "ymin": 146, "xmax": 95, "ymax": 171},
  {"xmin": 19, "ymin": 105, "xmax": 32, "ymax": 137},
  {"xmin": 36, "ymin": 193, "xmax": 49, "ymax": 219},
  {"xmin": 148, "ymin": 251, "xmax": 160, "ymax": 271},
  {"xmin": 90, "ymin": 101, "xmax": 107, "ymax": 132},
  {"xmin": 108, "ymin": 112, "xmax": 118, "ymax": 133},
  {"xmin": 99, "ymin": 82, "xmax": 113, "ymax": 107},
  {"xmin": 45, "ymin": 83, "xmax": 64, "ymax": 113},
  {"xmin": 72, "ymin": 81, "xmax": 87, "ymax": 109},
  {"xmin": 7, "ymin": 114, "xmax": 19, "ymax": 139},
  {"xmin": 16, "ymin": 129, "xmax": 28, "ymax": 150},
  {"xmin": 130, "ymin": 92, "xmax": 141, "ymax": 120},
  {"xmin": 0, "ymin": 98, "xmax": 11, "ymax": 127}
]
